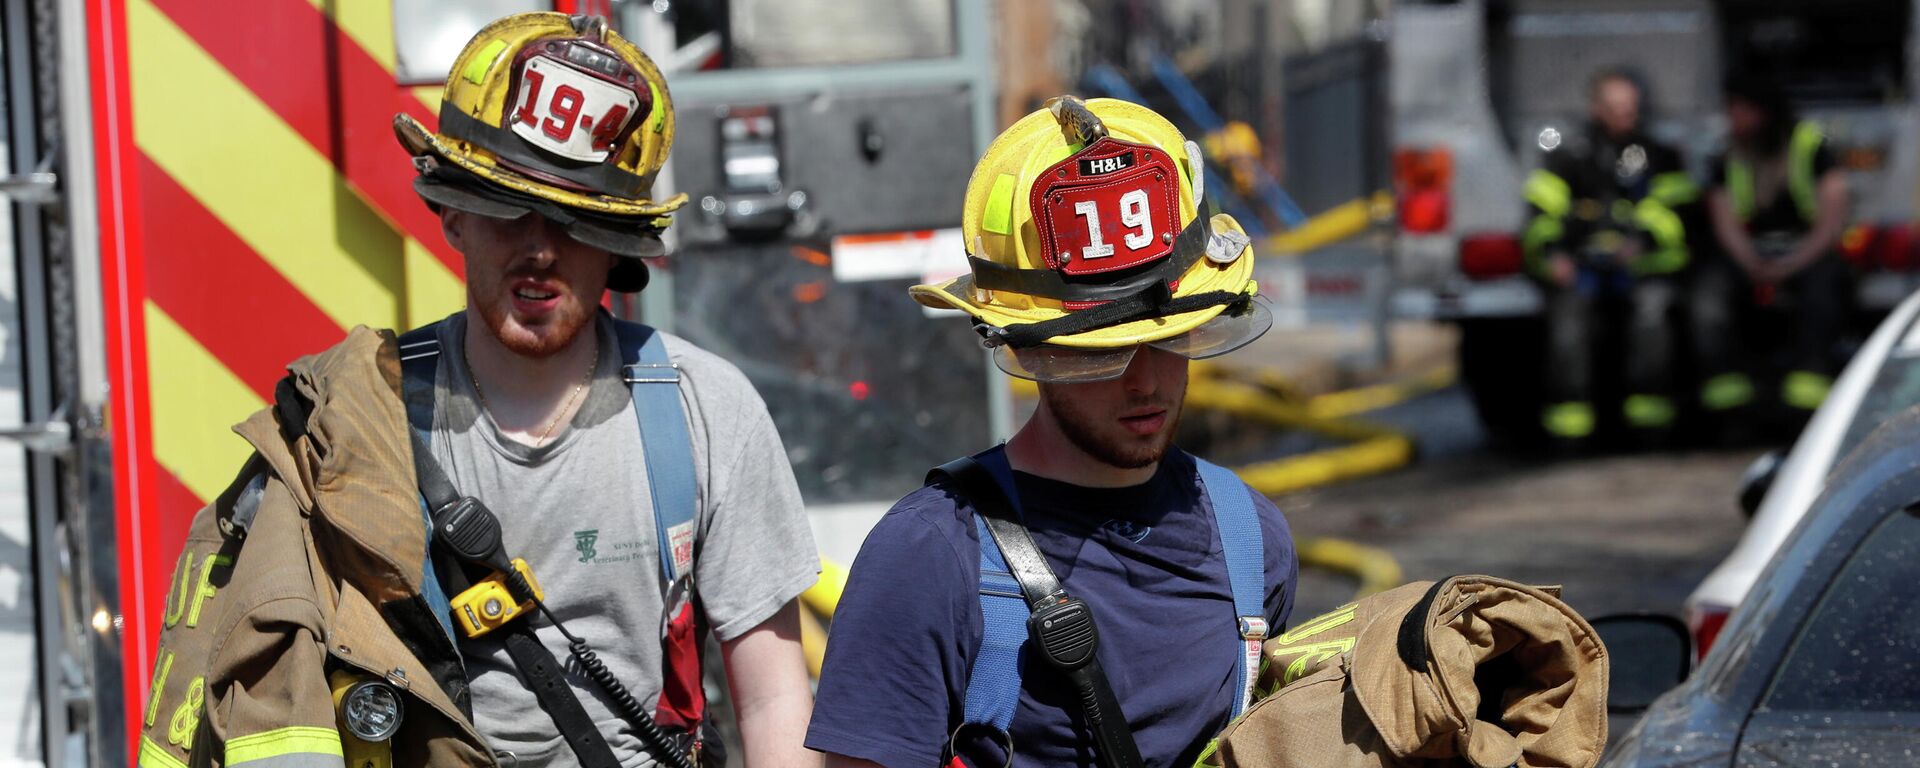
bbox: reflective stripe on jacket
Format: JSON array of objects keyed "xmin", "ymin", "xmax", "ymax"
[
  {"xmin": 1726, "ymin": 120, "xmax": 1824, "ymax": 224},
  {"xmin": 1522, "ymin": 134, "xmax": 1696, "ymax": 278}
]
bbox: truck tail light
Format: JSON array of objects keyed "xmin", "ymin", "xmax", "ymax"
[
  {"xmin": 1394, "ymin": 148, "xmax": 1452, "ymax": 234},
  {"xmin": 1687, "ymin": 603, "xmax": 1731, "ymax": 663},
  {"xmin": 1458, "ymin": 233, "xmax": 1523, "ymax": 279},
  {"xmin": 1839, "ymin": 224, "xmax": 1917, "ymax": 271}
]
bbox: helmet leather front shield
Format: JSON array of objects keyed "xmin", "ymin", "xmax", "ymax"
[{"xmin": 991, "ymin": 297, "xmax": 1274, "ymax": 383}]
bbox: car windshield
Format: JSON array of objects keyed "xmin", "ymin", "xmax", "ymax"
[
  {"xmin": 1835, "ymin": 350, "xmax": 1920, "ymax": 463},
  {"xmin": 1763, "ymin": 508, "xmax": 1920, "ymax": 712}
]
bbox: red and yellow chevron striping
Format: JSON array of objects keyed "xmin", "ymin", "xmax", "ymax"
[{"xmin": 92, "ymin": 0, "xmax": 492, "ymax": 754}]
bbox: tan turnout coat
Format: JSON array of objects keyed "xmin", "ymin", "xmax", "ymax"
[
  {"xmin": 1199, "ymin": 575, "xmax": 1611, "ymax": 768},
  {"xmin": 138, "ymin": 328, "xmax": 496, "ymax": 768}
]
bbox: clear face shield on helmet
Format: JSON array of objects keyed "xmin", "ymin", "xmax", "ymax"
[{"xmin": 990, "ymin": 295, "xmax": 1274, "ymax": 383}]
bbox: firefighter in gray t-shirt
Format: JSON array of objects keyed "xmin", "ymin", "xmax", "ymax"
[{"xmin": 391, "ymin": 13, "xmax": 821, "ymax": 768}]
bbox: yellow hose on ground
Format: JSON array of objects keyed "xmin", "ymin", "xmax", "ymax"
[{"xmin": 1296, "ymin": 537, "xmax": 1403, "ymax": 597}]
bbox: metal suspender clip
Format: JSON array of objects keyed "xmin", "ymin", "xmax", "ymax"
[{"xmin": 623, "ymin": 362, "xmax": 680, "ymax": 384}]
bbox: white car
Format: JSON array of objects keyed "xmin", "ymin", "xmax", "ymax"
[{"xmin": 1683, "ymin": 286, "xmax": 1920, "ymax": 658}]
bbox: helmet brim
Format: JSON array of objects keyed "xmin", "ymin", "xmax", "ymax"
[
  {"xmin": 910, "ymin": 212, "xmax": 1260, "ymax": 349},
  {"xmin": 413, "ymin": 171, "xmax": 660, "ymax": 293},
  {"xmin": 395, "ymin": 114, "xmax": 689, "ymax": 219},
  {"xmin": 989, "ymin": 299, "xmax": 1273, "ymax": 382}
]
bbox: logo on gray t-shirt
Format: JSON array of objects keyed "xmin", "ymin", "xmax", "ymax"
[{"xmin": 574, "ymin": 529, "xmax": 599, "ymax": 562}]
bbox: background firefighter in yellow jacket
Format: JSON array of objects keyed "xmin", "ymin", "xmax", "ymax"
[
  {"xmin": 1698, "ymin": 72, "xmax": 1851, "ymax": 430},
  {"xmin": 1523, "ymin": 69, "xmax": 1697, "ymax": 447}
]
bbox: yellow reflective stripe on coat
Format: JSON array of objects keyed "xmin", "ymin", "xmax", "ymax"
[
  {"xmin": 1727, "ymin": 121, "xmax": 1823, "ymax": 224},
  {"xmin": 140, "ymin": 736, "xmax": 189, "ymax": 768},
  {"xmin": 1525, "ymin": 169, "xmax": 1573, "ymax": 219},
  {"xmin": 1543, "ymin": 401, "xmax": 1595, "ymax": 438},
  {"xmin": 1632, "ymin": 198, "xmax": 1688, "ymax": 275},
  {"xmin": 1702, "ymin": 372, "xmax": 1755, "ymax": 411},
  {"xmin": 1787, "ymin": 121, "xmax": 1823, "ymax": 223},
  {"xmin": 1783, "ymin": 370, "xmax": 1833, "ymax": 411},
  {"xmin": 1624, "ymin": 394, "xmax": 1677, "ymax": 428},
  {"xmin": 1649, "ymin": 171, "xmax": 1698, "ymax": 206},
  {"xmin": 226, "ymin": 726, "xmax": 344, "ymax": 766},
  {"xmin": 1727, "ymin": 158, "xmax": 1755, "ymax": 221},
  {"xmin": 1522, "ymin": 214, "xmax": 1564, "ymax": 275}
]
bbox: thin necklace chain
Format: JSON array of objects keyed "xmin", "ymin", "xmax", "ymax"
[{"xmin": 468, "ymin": 337, "xmax": 597, "ymax": 447}]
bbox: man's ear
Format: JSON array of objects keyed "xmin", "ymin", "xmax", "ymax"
[{"xmin": 439, "ymin": 207, "xmax": 465, "ymax": 251}]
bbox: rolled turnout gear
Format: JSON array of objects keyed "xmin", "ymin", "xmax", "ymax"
[
  {"xmin": 394, "ymin": 12, "xmax": 686, "ymax": 290},
  {"xmin": 1196, "ymin": 576, "xmax": 1610, "ymax": 768},
  {"xmin": 910, "ymin": 95, "xmax": 1272, "ymax": 382}
]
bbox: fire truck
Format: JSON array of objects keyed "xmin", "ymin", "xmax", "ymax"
[
  {"xmin": 1388, "ymin": 0, "xmax": 1920, "ymax": 440},
  {"xmin": 0, "ymin": 0, "xmax": 998, "ymax": 764}
]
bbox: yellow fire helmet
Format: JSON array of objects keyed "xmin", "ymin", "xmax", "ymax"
[
  {"xmin": 394, "ymin": 13, "xmax": 687, "ymax": 291},
  {"xmin": 911, "ymin": 96, "xmax": 1270, "ymax": 382}
]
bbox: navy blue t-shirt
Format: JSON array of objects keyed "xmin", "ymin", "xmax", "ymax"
[{"xmin": 806, "ymin": 447, "xmax": 1298, "ymax": 768}]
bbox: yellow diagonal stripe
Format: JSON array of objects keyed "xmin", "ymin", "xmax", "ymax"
[
  {"xmin": 129, "ymin": 0, "xmax": 403, "ymax": 330},
  {"xmin": 311, "ymin": 0, "xmax": 397, "ymax": 72},
  {"xmin": 145, "ymin": 302, "xmax": 265, "ymax": 502},
  {"xmin": 413, "ymin": 84, "xmax": 441, "ymax": 114},
  {"xmin": 405, "ymin": 238, "xmax": 466, "ymax": 328}
]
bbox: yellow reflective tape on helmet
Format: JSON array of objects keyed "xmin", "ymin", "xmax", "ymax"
[
  {"xmin": 1650, "ymin": 171, "xmax": 1699, "ymax": 206},
  {"xmin": 648, "ymin": 79, "xmax": 666, "ymax": 133},
  {"xmin": 983, "ymin": 173, "xmax": 1018, "ymax": 235},
  {"xmin": 1702, "ymin": 372, "xmax": 1755, "ymax": 411},
  {"xmin": 225, "ymin": 726, "xmax": 344, "ymax": 766},
  {"xmin": 140, "ymin": 735, "xmax": 188, "ymax": 768},
  {"xmin": 1787, "ymin": 121, "xmax": 1823, "ymax": 223},
  {"xmin": 1727, "ymin": 159, "xmax": 1755, "ymax": 221},
  {"xmin": 1783, "ymin": 370, "xmax": 1832, "ymax": 411},
  {"xmin": 1543, "ymin": 401, "xmax": 1595, "ymax": 438},
  {"xmin": 462, "ymin": 39, "xmax": 510, "ymax": 86},
  {"xmin": 1633, "ymin": 198, "xmax": 1688, "ymax": 275},
  {"xmin": 1624, "ymin": 394, "xmax": 1677, "ymax": 428},
  {"xmin": 1525, "ymin": 169, "xmax": 1572, "ymax": 219}
]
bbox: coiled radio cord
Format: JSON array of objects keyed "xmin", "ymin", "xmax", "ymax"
[{"xmin": 504, "ymin": 569, "xmax": 696, "ymax": 768}]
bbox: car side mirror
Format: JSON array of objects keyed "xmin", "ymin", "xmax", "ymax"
[
  {"xmin": 1592, "ymin": 614, "xmax": 1691, "ymax": 713},
  {"xmin": 1739, "ymin": 449, "xmax": 1785, "ymax": 518}
]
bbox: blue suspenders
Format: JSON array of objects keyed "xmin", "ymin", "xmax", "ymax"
[
  {"xmin": 958, "ymin": 450, "xmax": 1268, "ymax": 737},
  {"xmin": 397, "ymin": 318, "xmax": 700, "ymax": 619},
  {"xmin": 613, "ymin": 321, "xmax": 700, "ymax": 587}
]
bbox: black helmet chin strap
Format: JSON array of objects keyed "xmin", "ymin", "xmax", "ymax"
[{"xmin": 978, "ymin": 287, "xmax": 1251, "ymax": 350}]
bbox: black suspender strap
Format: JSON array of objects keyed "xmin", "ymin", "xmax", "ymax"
[
  {"xmin": 931, "ymin": 456, "xmax": 1146, "ymax": 768},
  {"xmin": 397, "ymin": 325, "xmax": 626, "ymax": 768}
]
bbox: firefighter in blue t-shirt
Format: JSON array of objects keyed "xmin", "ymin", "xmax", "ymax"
[{"xmin": 805, "ymin": 98, "xmax": 1298, "ymax": 768}]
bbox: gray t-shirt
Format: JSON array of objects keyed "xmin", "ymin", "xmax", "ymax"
[{"xmin": 427, "ymin": 312, "xmax": 819, "ymax": 766}]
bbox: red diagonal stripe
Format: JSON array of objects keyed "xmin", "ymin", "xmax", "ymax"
[
  {"xmin": 140, "ymin": 153, "xmax": 343, "ymax": 399},
  {"xmin": 149, "ymin": 0, "xmax": 463, "ymax": 280}
]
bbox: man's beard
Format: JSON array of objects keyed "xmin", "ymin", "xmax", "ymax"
[
  {"xmin": 473, "ymin": 286, "xmax": 595, "ymax": 358},
  {"xmin": 1041, "ymin": 388, "xmax": 1184, "ymax": 470}
]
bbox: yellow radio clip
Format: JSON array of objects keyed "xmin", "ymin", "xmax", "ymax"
[{"xmin": 450, "ymin": 557, "xmax": 544, "ymax": 639}]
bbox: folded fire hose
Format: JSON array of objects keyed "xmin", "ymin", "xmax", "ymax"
[{"xmin": 1197, "ymin": 575, "xmax": 1610, "ymax": 768}]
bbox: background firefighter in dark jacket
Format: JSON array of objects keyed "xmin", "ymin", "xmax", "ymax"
[
  {"xmin": 1698, "ymin": 73, "xmax": 1851, "ymax": 431},
  {"xmin": 1523, "ymin": 69, "xmax": 1697, "ymax": 447}
]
